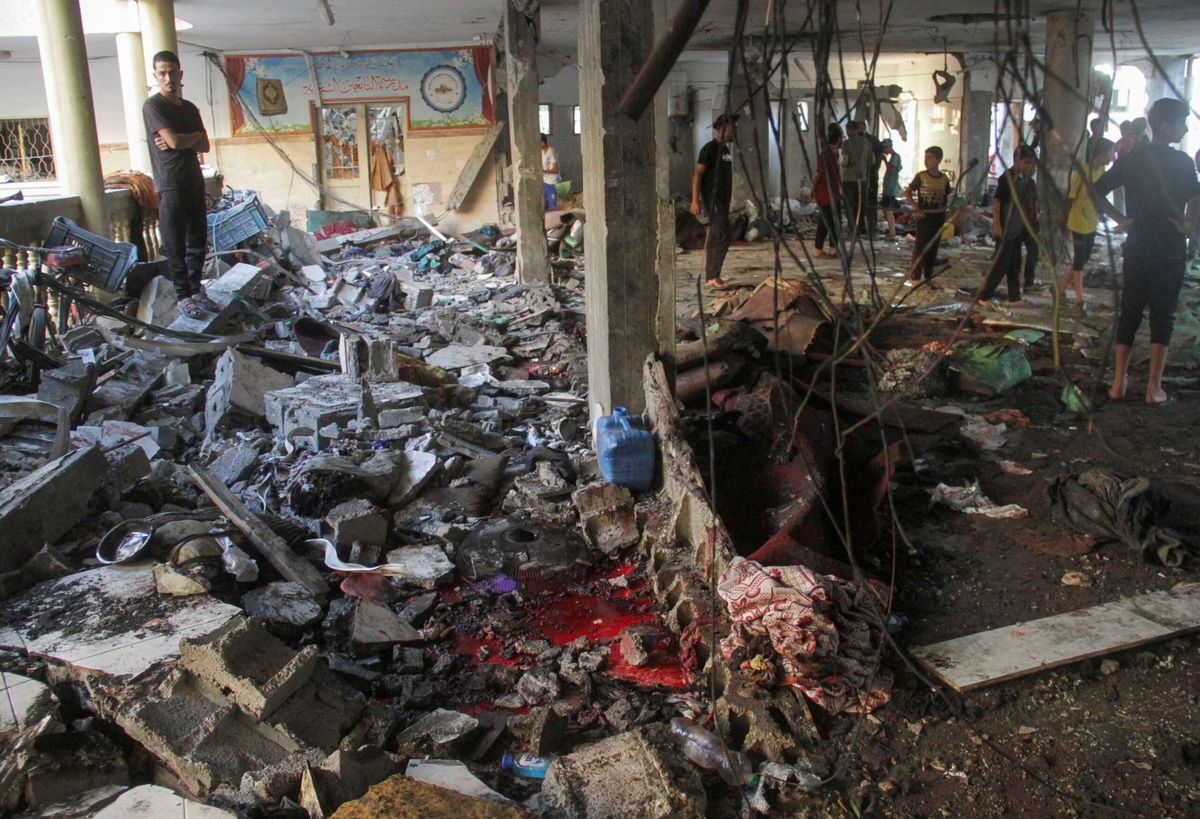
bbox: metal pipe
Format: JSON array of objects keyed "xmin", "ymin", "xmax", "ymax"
[{"xmin": 617, "ymin": 0, "xmax": 710, "ymax": 120}]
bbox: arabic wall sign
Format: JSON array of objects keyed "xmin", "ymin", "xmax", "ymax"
[{"xmin": 227, "ymin": 47, "xmax": 495, "ymax": 136}]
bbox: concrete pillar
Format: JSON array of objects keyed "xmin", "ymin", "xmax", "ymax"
[
  {"xmin": 579, "ymin": 0, "xmax": 658, "ymax": 416},
  {"xmin": 35, "ymin": 0, "xmax": 110, "ymax": 236},
  {"xmin": 1041, "ymin": 10, "xmax": 1094, "ymax": 212},
  {"xmin": 138, "ymin": 0, "xmax": 178, "ymax": 74},
  {"xmin": 116, "ymin": 30, "xmax": 151, "ymax": 173},
  {"xmin": 728, "ymin": 50, "xmax": 771, "ymax": 209},
  {"xmin": 961, "ymin": 56, "xmax": 996, "ymax": 204},
  {"xmin": 652, "ymin": 0, "xmax": 676, "ymax": 367},
  {"xmin": 504, "ymin": 0, "xmax": 551, "ymax": 283},
  {"xmin": 1145, "ymin": 56, "xmax": 1189, "ymax": 107}
]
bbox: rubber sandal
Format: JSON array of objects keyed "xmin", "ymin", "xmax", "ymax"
[
  {"xmin": 177, "ymin": 297, "xmax": 207, "ymax": 320},
  {"xmin": 194, "ymin": 289, "xmax": 221, "ymax": 312}
]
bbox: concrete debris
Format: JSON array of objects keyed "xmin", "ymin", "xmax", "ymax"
[
  {"xmin": 573, "ymin": 482, "xmax": 639, "ymax": 555},
  {"xmin": 179, "ymin": 616, "xmax": 318, "ymax": 719},
  {"xmin": 153, "ymin": 561, "xmax": 212, "ymax": 596},
  {"xmin": 384, "ymin": 544, "xmax": 456, "ymax": 589},
  {"xmin": 205, "ymin": 348, "xmax": 294, "ymax": 438},
  {"xmin": 394, "ymin": 709, "xmax": 479, "ymax": 751},
  {"xmin": 0, "ymin": 445, "xmax": 105, "ymax": 573},
  {"xmin": 541, "ymin": 725, "xmax": 706, "ymax": 819},
  {"xmin": 242, "ymin": 581, "xmax": 324, "ymax": 633},
  {"xmin": 0, "ymin": 673, "xmax": 57, "ymax": 735},
  {"xmin": 351, "ymin": 600, "xmax": 422, "ymax": 645},
  {"xmin": 93, "ymin": 784, "xmax": 236, "ymax": 818},
  {"xmin": 328, "ymin": 772, "xmax": 528, "ymax": 818},
  {"xmin": 326, "ymin": 498, "xmax": 389, "ymax": 548}
]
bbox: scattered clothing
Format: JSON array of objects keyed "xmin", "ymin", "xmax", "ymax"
[
  {"xmin": 718, "ymin": 556, "xmax": 892, "ymax": 715},
  {"xmin": 1049, "ymin": 469, "xmax": 1195, "ymax": 566}
]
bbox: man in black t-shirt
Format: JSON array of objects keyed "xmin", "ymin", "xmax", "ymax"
[
  {"xmin": 1094, "ymin": 97, "xmax": 1200, "ymax": 405},
  {"xmin": 690, "ymin": 113, "xmax": 737, "ymax": 287},
  {"xmin": 143, "ymin": 50, "xmax": 216, "ymax": 320}
]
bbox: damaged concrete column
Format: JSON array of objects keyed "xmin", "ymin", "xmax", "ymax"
[
  {"xmin": 35, "ymin": 0, "xmax": 110, "ymax": 236},
  {"xmin": 579, "ymin": 0, "xmax": 660, "ymax": 416},
  {"xmin": 1040, "ymin": 10, "xmax": 1094, "ymax": 222},
  {"xmin": 137, "ymin": 0, "xmax": 179, "ymax": 76},
  {"xmin": 504, "ymin": 0, "xmax": 552, "ymax": 284},
  {"xmin": 652, "ymin": 0, "xmax": 676, "ymax": 366},
  {"xmin": 1144, "ymin": 56, "xmax": 1189, "ymax": 107},
  {"xmin": 116, "ymin": 28, "xmax": 152, "ymax": 173},
  {"xmin": 961, "ymin": 55, "xmax": 995, "ymax": 203}
]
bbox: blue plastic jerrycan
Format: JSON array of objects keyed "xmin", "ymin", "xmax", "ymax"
[{"xmin": 596, "ymin": 406, "xmax": 655, "ymax": 491}]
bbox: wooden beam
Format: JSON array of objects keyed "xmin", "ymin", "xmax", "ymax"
[
  {"xmin": 910, "ymin": 582, "xmax": 1200, "ymax": 692},
  {"xmin": 446, "ymin": 121, "xmax": 505, "ymax": 212},
  {"xmin": 188, "ymin": 464, "xmax": 329, "ymax": 599}
]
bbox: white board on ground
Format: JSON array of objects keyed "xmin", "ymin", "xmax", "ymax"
[
  {"xmin": 93, "ymin": 785, "xmax": 236, "ymax": 818},
  {"xmin": 909, "ymin": 582, "xmax": 1200, "ymax": 692}
]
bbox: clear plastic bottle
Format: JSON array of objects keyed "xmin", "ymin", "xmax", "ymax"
[{"xmin": 669, "ymin": 717, "xmax": 755, "ymax": 787}]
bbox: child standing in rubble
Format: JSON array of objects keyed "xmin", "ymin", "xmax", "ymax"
[
  {"xmin": 981, "ymin": 145, "xmax": 1039, "ymax": 306},
  {"xmin": 812, "ymin": 122, "xmax": 844, "ymax": 259},
  {"xmin": 1059, "ymin": 138, "xmax": 1115, "ymax": 311},
  {"xmin": 903, "ymin": 145, "xmax": 952, "ymax": 286}
]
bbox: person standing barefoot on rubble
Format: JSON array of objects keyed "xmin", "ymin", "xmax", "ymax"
[
  {"xmin": 812, "ymin": 122, "xmax": 844, "ymax": 259},
  {"xmin": 1093, "ymin": 98, "xmax": 1200, "ymax": 405},
  {"xmin": 143, "ymin": 50, "xmax": 217, "ymax": 321},
  {"xmin": 903, "ymin": 145, "xmax": 952, "ymax": 287},
  {"xmin": 691, "ymin": 113, "xmax": 738, "ymax": 288}
]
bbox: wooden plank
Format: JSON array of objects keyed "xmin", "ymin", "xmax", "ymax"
[
  {"xmin": 188, "ymin": 464, "xmax": 329, "ymax": 599},
  {"xmin": 445, "ymin": 121, "xmax": 505, "ymax": 212},
  {"xmin": 910, "ymin": 582, "xmax": 1200, "ymax": 692}
]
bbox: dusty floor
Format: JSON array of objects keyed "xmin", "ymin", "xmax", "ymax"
[{"xmin": 675, "ymin": 230, "xmax": 1200, "ymax": 816}]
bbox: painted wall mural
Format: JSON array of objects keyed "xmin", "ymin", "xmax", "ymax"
[{"xmin": 226, "ymin": 47, "xmax": 495, "ymax": 136}]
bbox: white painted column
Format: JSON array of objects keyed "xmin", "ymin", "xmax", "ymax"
[
  {"xmin": 138, "ymin": 0, "xmax": 178, "ymax": 76},
  {"xmin": 116, "ymin": 30, "xmax": 151, "ymax": 173},
  {"xmin": 35, "ymin": 0, "xmax": 110, "ymax": 235}
]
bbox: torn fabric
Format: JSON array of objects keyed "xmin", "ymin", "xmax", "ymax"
[
  {"xmin": 717, "ymin": 557, "xmax": 891, "ymax": 714},
  {"xmin": 1049, "ymin": 469, "xmax": 1195, "ymax": 566}
]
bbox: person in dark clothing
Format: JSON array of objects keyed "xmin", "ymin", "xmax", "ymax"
[
  {"xmin": 690, "ymin": 113, "xmax": 738, "ymax": 287},
  {"xmin": 981, "ymin": 144, "xmax": 1040, "ymax": 305},
  {"xmin": 1094, "ymin": 97, "xmax": 1200, "ymax": 405},
  {"xmin": 812, "ymin": 122, "xmax": 844, "ymax": 258},
  {"xmin": 143, "ymin": 50, "xmax": 215, "ymax": 320},
  {"xmin": 903, "ymin": 145, "xmax": 952, "ymax": 286}
]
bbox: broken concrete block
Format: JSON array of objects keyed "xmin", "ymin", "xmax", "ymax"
[
  {"xmin": 36, "ymin": 360, "xmax": 96, "ymax": 425},
  {"xmin": 714, "ymin": 673, "xmax": 818, "ymax": 762},
  {"xmin": 208, "ymin": 440, "xmax": 265, "ymax": 487},
  {"xmin": 351, "ymin": 600, "xmax": 421, "ymax": 646},
  {"xmin": 268, "ymin": 664, "xmax": 365, "ymax": 752},
  {"xmin": 301, "ymin": 264, "xmax": 326, "ymax": 283},
  {"xmin": 91, "ymin": 351, "xmax": 169, "ymax": 413},
  {"xmin": 115, "ymin": 669, "xmax": 298, "ymax": 797},
  {"xmin": 179, "ymin": 617, "xmax": 318, "ymax": 720},
  {"xmin": 425, "ymin": 344, "xmax": 510, "ymax": 371},
  {"xmin": 242, "ymin": 581, "xmax": 323, "ymax": 634},
  {"xmin": 573, "ymin": 482, "xmax": 639, "ymax": 556},
  {"xmin": 153, "ymin": 562, "xmax": 211, "ymax": 596},
  {"xmin": 264, "ymin": 375, "xmax": 363, "ymax": 441},
  {"xmin": 136, "ymin": 275, "xmax": 179, "ymax": 327},
  {"xmin": 104, "ymin": 443, "xmax": 152, "ymax": 492},
  {"xmin": 0, "ymin": 673, "xmax": 57, "ymax": 735},
  {"xmin": 205, "ymin": 349, "xmax": 294, "ymax": 438},
  {"xmin": 515, "ymin": 669, "xmax": 560, "ymax": 705},
  {"xmin": 394, "ymin": 709, "xmax": 479, "ymax": 753},
  {"xmin": 93, "ymin": 784, "xmax": 236, "ymax": 818},
  {"xmin": 384, "ymin": 544, "xmax": 455, "ymax": 589},
  {"xmin": 320, "ymin": 745, "xmax": 401, "ymax": 802},
  {"xmin": 72, "ymin": 420, "xmax": 161, "ymax": 459},
  {"xmin": 541, "ymin": 725, "xmax": 706, "ymax": 819},
  {"xmin": 326, "ymin": 499, "xmax": 388, "ymax": 548},
  {"xmin": 207, "ymin": 262, "xmax": 273, "ymax": 303},
  {"xmin": 0, "ymin": 445, "xmax": 106, "ymax": 573},
  {"xmin": 618, "ymin": 624, "xmax": 666, "ymax": 668},
  {"xmin": 20, "ymin": 544, "xmax": 74, "ymax": 585},
  {"xmin": 400, "ymin": 281, "xmax": 434, "ymax": 309},
  {"xmin": 22, "ymin": 730, "xmax": 129, "ymax": 808},
  {"xmin": 528, "ymin": 706, "xmax": 568, "ymax": 756}
]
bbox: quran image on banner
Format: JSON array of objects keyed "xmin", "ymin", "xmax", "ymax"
[{"xmin": 226, "ymin": 47, "xmax": 495, "ymax": 136}]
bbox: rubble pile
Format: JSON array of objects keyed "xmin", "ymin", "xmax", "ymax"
[{"xmin": 0, "ymin": 199, "xmax": 781, "ymax": 818}]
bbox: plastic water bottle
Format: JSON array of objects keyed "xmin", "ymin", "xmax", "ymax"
[
  {"xmin": 669, "ymin": 717, "xmax": 755, "ymax": 786},
  {"xmin": 596, "ymin": 406, "xmax": 655, "ymax": 491},
  {"xmin": 501, "ymin": 752, "xmax": 553, "ymax": 779}
]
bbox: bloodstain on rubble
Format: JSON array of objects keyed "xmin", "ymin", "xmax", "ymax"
[{"xmin": 452, "ymin": 562, "xmax": 691, "ymax": 690}]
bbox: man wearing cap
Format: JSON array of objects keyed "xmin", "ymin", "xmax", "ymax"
[{"xmin": 690, "ymin": 113, "xmax": 737, "ymax": 287}]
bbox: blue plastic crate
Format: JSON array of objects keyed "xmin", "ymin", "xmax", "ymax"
[
  {"xmin": 207, "ymin": 194, "xmax": 268, "ymax": 252},
  {"xmin": 44, "ymin": 217, "xmax": 139, "ymax": 292}
]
